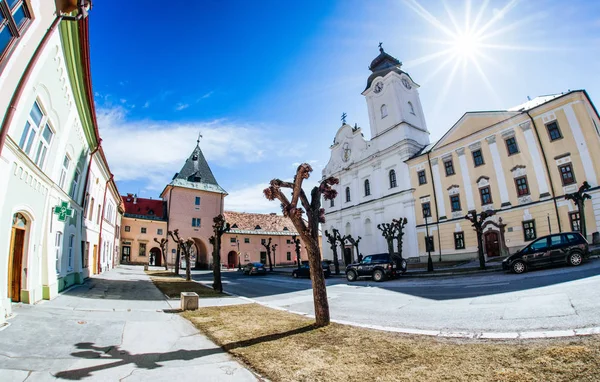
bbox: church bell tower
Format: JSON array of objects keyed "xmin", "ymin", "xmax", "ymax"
[{"xmin": 362, "ymin": 44, "xmax": 429, "ymax": 149}]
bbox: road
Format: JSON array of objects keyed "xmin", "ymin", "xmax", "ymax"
[{"xmin": 192, "ymin": 259, "xmax": 600, "ymax": 333}]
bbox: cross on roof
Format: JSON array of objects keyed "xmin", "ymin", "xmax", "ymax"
[
  {"xmin": 378, "ymin": 41, "xmax": 384, "ymax": 53},
  {"xmin": 197, "ymin": 131, "xmax": 203, "ymax": 144},
  {"xmin": 341, "ymin": 112, "xmax": 347, "ymax": 124}
]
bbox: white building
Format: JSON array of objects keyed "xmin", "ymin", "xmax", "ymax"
[
  {"xmin": 0, "ymin": 2, "xmax": 116, "ymax": 323},
  {"xmin": 322, "ymin": 46, "xmax": 430, "ymax": 264}
]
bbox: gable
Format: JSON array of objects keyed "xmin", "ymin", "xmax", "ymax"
[{"xmin": 435, "ymin": 111, "xmax": 519, "ymax": 148}]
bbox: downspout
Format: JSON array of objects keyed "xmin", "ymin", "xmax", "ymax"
[
  {"xmin": 426, "ymin": 151, "xmax": 443, "ymax": 261},
  {"xmin": 0, "ymin": 16, "xmax": 63, "ymax": 155},
  {"xmin": 96, "ymin": 174, "xmax": 113, "ymax": 274},
  {"xmin": 526, "ymin": 111, "xmax": 562, "ymax": 232},
  {"xmin": 165, "ymin": 186, "xmax": 174, "ymax": 266}
]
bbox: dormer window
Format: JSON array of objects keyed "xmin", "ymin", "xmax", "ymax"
[
  {"xmin": 283, "ymin": 227, "xmax": 289, "ymax": 231},
  {"xmin": 255, "ymin": 225, "xmax": 261, "ymax": 230},
  {"xmin": 231, "ymin": 223, "xmax": 238, "ymax": 228},
  {"xmin": 408, "ymin": 101, "xmax": 415, "ymax": 115},
  {"xmin": 148, "ymin": 209, "xmax": 154, "ymax": 215},
  {"xmin": 381, "ymin": 104, "xmax": 388, "ymax": 119}
]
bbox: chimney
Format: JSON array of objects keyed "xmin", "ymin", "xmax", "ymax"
[
  {"xmin": 133, "ymin": 194, "xmax": 137, "ymax": 204},
  {"xmin": 270, "ymin": 213, "xmax": 276, "ymax": 216}
]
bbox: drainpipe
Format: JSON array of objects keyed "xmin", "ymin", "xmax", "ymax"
[
  {"xmin": 96, "ymin": 174, "xmax": 113, "ymax": 274},
  {"xmin": 0, "ymin": 16, "xmax": 63, "ymax": 156},
  {"xmin": 526, "ymin": 111, "xmax": 562, "ymax": 232},
  {"xmin": 165, "ymin": 186, "xmax": 174, "ymax": 267},
  {"xmin": 426, "ymin": 151, "xmax": 443, "ymax": 261}
]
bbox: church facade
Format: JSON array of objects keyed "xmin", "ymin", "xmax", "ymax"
[{"xmin": 322, "ymin": 47, "xmax": 600, "ymax": 264}]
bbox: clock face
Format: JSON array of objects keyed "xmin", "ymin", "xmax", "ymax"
[
  {"xmin": 374, "ymin": 81, "xmax": 384, "ymax": 93},
  {"xmin": 402, "ymin": 78, "xmax": 412, "ymax": 90}
]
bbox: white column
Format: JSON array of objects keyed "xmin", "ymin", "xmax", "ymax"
[
  {"xmin": 456, "ymin": 147, "xmax": 475, "ymax": 210},
  {"xmin": 486, "ymin": 135, "xmax": 511, "ymax": 206},
  {"xmin": 519, "ymin": 121, "xmax": 550, "ymax": 197},
  {"xmin": 430, "ymin": 158, "xmax": 447, "ymax": 219},
  {"xmin": 564, "ymin": 104, "xmax": 598, "ymax": 187}
]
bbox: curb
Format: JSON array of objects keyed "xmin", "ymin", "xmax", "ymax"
[
  {"xmin": 270, "ymin": 267, "xmax": 504, "ymax": 279},
  {"xmin": 229, "ymin": 294, "xmax": 600, "ymax": 340}
]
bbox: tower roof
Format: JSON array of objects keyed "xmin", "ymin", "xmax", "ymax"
[
  {"xmin": 166, "ymin": 142, "xmax": 227, "ymax": 195},
  {"xmin": 364, "ymin": 45, "xmax": 408, "ymax": 91}
]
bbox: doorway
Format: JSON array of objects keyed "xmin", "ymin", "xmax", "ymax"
[
  {"xmin": 8, "ymin": 213, "xmax": 27, "ymax": 302},
  {"xmin": 150, "ymin": 247, "xmax": 161, "ymax": 266},
  {"xmin": 484, "ymin": 231, "xmax": 500, "ymax": 257},
  {"xmin": 227, "ymin": 251, "xmax": 237, "ymax": 268},
  {"xmin": 344, "ymin": 247, "xmax": 352, "ymax": 265},
  {"xmin": 122, "ymin": 246, "xmax": 130, "ymax": 263},
  {"xmin": 260, "ymin": 251, "xmax": 267, "ymax": 264},
  {"xmin": 92, "ymin": 245, "xmax": 98, "ymax": 274}
]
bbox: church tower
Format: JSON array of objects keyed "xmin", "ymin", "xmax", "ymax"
[{"xmin": 362, "ymin": 45, "xmax": 429, "ymax": 152}]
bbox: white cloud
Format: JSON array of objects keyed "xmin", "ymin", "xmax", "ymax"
[
  {"xmin": 143, "ymin": 101, "xmax": 150, "ymax": 108},
  {"xmin": 97, "ymin": 106, "xmax": 302, "ymax": 194},
  {"xmin": 200, "ymin": 91, "xmax": 214, "ymax": 100},
  {"xmin": 175, "ymin": 103, "xmax": 189, "ymax": 111}
]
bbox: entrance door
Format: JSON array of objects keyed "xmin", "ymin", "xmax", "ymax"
[
  {"xmin": 8, "ymin": 228, "xmax": 25, "ymax": 302},
  {"xmin": 228, "ymin": 251, "xmax": 237, "ymax": 268},
  {"xmin": 484, "ymin": 231, "xmax": 500, "ymax": 257},
  {"xmin": 92, "ymin": 245, "xmax": 98, "ymax": 274},
  {"xmin": 260, "ymin": 251, "xmax": 267, "ymax": 264},
  {"xmin": 344, "ymin": 247, "xmax": 352, "ymax": 265},
  {"xmin": 122, "ymin": 246, "xmax": 130, "ymax": 263}
]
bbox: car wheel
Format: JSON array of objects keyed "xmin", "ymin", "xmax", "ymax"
[
  {"xmin": 373, "ymin": 269, "xmax": 385, "ymax": 282},
  {"xmin": 512, "ymin": 260, "xmax": 526, "ymax": 274},
  {"xmin": 568, "ymin": 252, "xmax": 583, "ymax": 266},
  {"xmin": 292, "ymin": 272, "xmax": 298, "ymax": 278},
  {"xmin": 346, "ymin": 270, "xmax": 357, "ymax": 282}
]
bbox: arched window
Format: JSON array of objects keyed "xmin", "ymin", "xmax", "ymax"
[
  {"xmin": 345, "ymin": 187, "xmax": 351, "ymax": 202},
  {"xmin": 345, "ymin": 222, "xmax": 351, "ymax": 236},
  {"xmin": 55, "ymin": 231, "xmax": 63, "ymax": 274},
  {"xmin": 365, "ymin": 218, "xmax": 372, "ymax": 236},
  {"xmin": 330, "ymin": 198, "xmax": 335, "ymax": 207},
  {"xmin": 389, "ymin": 169, "xmax": 397, "ymax": 188},
  {"xmin": 381, "ymin": 104, "xmax": 388, "ymax": 118},
  {"xmin": 364, "ymin": 179, "xmax": 371, "ymax": 196}
]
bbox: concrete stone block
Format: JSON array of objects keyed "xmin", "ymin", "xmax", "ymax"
[
  {"xmin": 181, "ymin": 292, "xmax": 199, "ymax": 311},
  {"xmin": 144, "ymin": 265, "xmax": 149, "ymax": 271}
]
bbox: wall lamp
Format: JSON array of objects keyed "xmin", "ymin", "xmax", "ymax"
[{"xmin": 59, "ymin": 0, "xmax": 92, "ymax": 21}]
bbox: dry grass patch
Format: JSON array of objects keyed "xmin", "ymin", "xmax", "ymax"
[
  {"xmin": 183, "ymin": 304, "xmax": 600, "ymax": 382},
  {"xmin": 146, "ymin": 271, "xmax": 226, "ymax": 299}
]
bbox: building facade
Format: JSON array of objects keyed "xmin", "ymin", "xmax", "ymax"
[
  {"xmin": 323, "ymin": 47, "xmax": 600, "ymax": 264},
  {"xmin": 0, "ymin": 3, "xmax": 120, "ymax": 323},
  {"xmin": 322, "ymin": 46, "xmax": 430, "ymax": 264}
]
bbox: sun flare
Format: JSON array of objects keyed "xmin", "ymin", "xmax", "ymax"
[{"xmin": 453, "ymin": 31, "xmax": 481, "ymax": 60}]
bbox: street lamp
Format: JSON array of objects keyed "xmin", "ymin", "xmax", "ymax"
[
  {"xmin": 237, "ymin": 236, "xmax": 242, "ymax": 271},
  {"xmin": 425, "ymin": 212, "xmax": 433, "ymax": 272}
]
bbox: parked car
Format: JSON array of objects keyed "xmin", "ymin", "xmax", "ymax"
[
  {"xmin": 292, "ymin": 261, "xmax": 331, "ymax": 278},
  {"xmin": 243, "ymin": 262, "xmax": 267, "ymax": 275},
  {"xmin": 345, "ymin": 253, "xmax": 398, "ymax": 282},
  {"xmin": 502, "ymin": 232, "xmax": 589, "ymax": 274}
]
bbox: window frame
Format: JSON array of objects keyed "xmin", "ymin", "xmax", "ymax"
[
  {"xmin": 417, "ymin": 170, "xmax": 427, "ymax": 185},
  {"xmin": 523, "ymin": 220, "xmax": 536, "ymax": 241},
  {"xmin": 389, "ymin": 169, "xmax": 397, "ymax": 188},
  {"xmin": 139, "ymin": 242, "xmax": 147, "ymax": 257},
  {"xmin": 194, "ymin": 196, "xmax": 201, "ymax": 206},
  {"xmin": 569, "ymin": 211, "xmax": 581, "ymax": 233},
  {"xmin": 18, "ymin": 100, "xmax": 54, "ymax": 170},
  {"xmin": 364, "ymin": 179, "xmax": 371, "ymax": 196},
  {"xmin": 545, "ymin": 120, "xmax": 563, "ymax": 141},
  {"xmin": 505, "ymin": 136, "xmax": 519, "ymax": 156},
  {"xmin": 454, "ymin": 232, "xmax": 465, "ymax": 250},
  {"xmin": 244, "ymin": 238, "xmax": 250, "ymax": 244},
  {"xmin": 345, "ymin": 187, "xmax": 351, "ymax": 202},
  {"xmin": 286, "ymin": 252, "xmax": 291, "ymax": 261},
  {"xmin": 444, "ymin": 159, "xmax": 455, "ymax": 176},
  {"xmin": 141, "ymin": 227, "xmax": 147, "ymax": 234},
  {"xmin": 69, "ymin": 168, "xmax": 80, "ymax": 200},
  {"xmin": 55, "ymin": 231, "xmax": 63, "ymax": 274},
  {"xmin": 479, "ymin": 186, "xmax": 492, "ymax": 205},
  {"xmin": 124, "ymin": 225, "xmax": 130, "ymax": 232},
  {"xmin": 0, "ymin": 0, "xmax": 33, "ymax": 71},
  {"xmin": 514, "ymin": 176, "xmax": 530, "ymax": 196},
  {"xmin": 230, "ymin": 237, "xmax": 237, "ymax": 243},
  {"xmin": 381, "ymin": 104, "xmax": 388, "ymax": 119},
  {"xmin": 58, "ymin": 154, "xmax": 70, "ymax": 189},
  {"xmin": 472, "ymin": 149, "xmax": 484, "ymax": 167},
  {"xmin": 450, "ymin": 194, "xmax": 461, "ymax": 212},
  {"xmin": 157, "ymin": 228, "xmax": 163, "ymax": 235},
  {"xmin": 421, "ymin": 202, "xmax": 431, "ymax": 218},
  {"xmin": 558, "ymin": 163, "xmax": 576, "ymax": 186}
]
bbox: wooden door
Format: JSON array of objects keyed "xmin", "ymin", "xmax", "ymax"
[
  {"xmin": 92, "ymin": 245, "xmax": 98, "ymax": 274},
  {"xmin": 8, "ymin": 228, "xmax": 25, "ymax": 302},
  {"xmin": 344, "ymin": 247, "xmax": 352, "ymax": 265},
  {"xmin": 485, "ymin": 231, "xmax": 500, "ymax": 257}
]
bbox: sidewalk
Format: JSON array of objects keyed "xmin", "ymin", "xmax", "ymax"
[{"xmin": 0, "ymin": 265, "xmax": 256, "ymax": 381}]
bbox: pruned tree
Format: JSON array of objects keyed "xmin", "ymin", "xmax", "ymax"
[
  {"xmin": 377, "ymin": 222, "xmax": 399, "ymax": 267},
  {"xmin": 260, "ymin": 237, "xmax": 273, "ymax": 271},
  {"xmin": 324, "ymin": 230, "xmax": 340, "ymax": 274},
  {"xmin": 392, "ymin": 218, "xmax": 408, "ymax": 272},
  {"xmin": 264, "ymin": 163, "xmax": 338, "ymax": 327},
  {"xmin": 271, "ymin": 243, "xmax": 278, "ymax": 268},
  {"xmin": 465, "ymin": 209, "xmax": 496, "ymax": 270},
  {"xmin": 168, "ymin": 229, "xmax": 194, "ymax": 280},
  {"xmin": 209, "ymin": 214, "xmax": 230, "ymax": 293},
  {"xmin": 167, "ymin": 231, "xmax": 181, "ymax": 275},
  {"xmin": 565, "ymin": 181, "xmax": 591, "ymax": 238},
  {"xmin": 346, "ymin": 235, "xmax": 361, "ymax": 263},
  {"xmin": 153, "ymin": 237, "xmax": 169, "ymax": 271},
  {"xmin": 292, "ymin": 235, "xmax": 302, "ymax": 269}
]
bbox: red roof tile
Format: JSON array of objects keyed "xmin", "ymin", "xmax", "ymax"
[
  {"xmin": 224, "ymin": 211, "xmax": 295, "ymax": 233},
  {"xmin": 121, "ymin": 194, "xmax": 166, "ymax": 219}
]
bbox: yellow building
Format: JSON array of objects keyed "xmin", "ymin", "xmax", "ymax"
[{"xmin": 406, "ymin": 91, "xmax": 600, "ymax": 262}]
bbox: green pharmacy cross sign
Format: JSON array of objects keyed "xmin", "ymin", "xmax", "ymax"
[{"xmin": 54, "ymin": 201, "xmax": 74, "ymax": 222}]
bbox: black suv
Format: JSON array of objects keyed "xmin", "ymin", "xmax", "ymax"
[
  {"xmin": 346, "ymin": 254, "xmax": 399, "ymax": 282},
  {"xmin": 502, "ymin": 232, "xmax": 589, "ymax": 274}
]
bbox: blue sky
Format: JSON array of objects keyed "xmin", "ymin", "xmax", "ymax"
[{"xmin": 90, "ymin": 0, "xmax": 600, "ymax": 213}]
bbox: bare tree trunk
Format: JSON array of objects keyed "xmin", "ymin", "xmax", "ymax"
[
  {"xmin": 185, "ymin": 249, "xmax": 192, "ymax": 281},
  {"xmin": 307, "ymin": 240, "xmax": 329, "ymax": 326},
  {"xmin": 175, "ymin": 245, "xmax": 180, "ymax": 275}
]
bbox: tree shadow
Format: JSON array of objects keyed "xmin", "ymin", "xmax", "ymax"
[{"xmin": 54, "ymin": 325, "xmax": 316, "ymax": 380}]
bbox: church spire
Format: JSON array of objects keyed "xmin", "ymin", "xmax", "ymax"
[{"xmin": 168, "ymin": 141, "xmax": 227, "ymax": 195}]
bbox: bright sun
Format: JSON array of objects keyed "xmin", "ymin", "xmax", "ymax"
[{"xmin": 453, "ymin": 31, "xmax": 480, "ymax": 59}]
